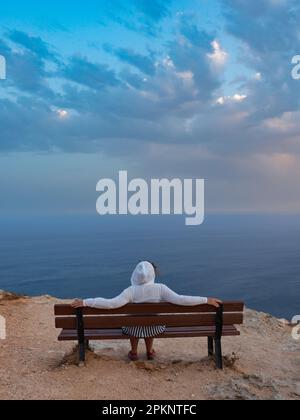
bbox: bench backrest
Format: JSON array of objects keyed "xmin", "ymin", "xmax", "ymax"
[{"xmin": 55, "ymin": 302, "xmax": 244, "ymax": 330}]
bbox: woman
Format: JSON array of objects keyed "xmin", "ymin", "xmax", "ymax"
[{"xmin": 72, "ymin": 261, "xmax": 221, "ymax": 361}]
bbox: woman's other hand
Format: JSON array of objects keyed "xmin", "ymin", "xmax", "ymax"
[
  {"xmin": 207, "ymin": 298, "xmax": 223, "ymax": 308},
  {"xmin": 71, "ymin": 299, "xmax": 84, "ymax": 308}
]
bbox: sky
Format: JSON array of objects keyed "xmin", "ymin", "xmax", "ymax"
[{"xmin": 0, "ymin": 0, "xmax": 300, "ymax": 215}]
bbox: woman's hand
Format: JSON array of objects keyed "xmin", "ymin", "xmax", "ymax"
[
  {"xmin": 71, "ymin": 299, "xmax": 84, "ymax": 308},
  {"xmin": 207, "ymin": 298, "xmax": 223, "ymax": 308}
]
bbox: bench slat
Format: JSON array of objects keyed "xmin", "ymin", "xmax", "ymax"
[
  {"xmin": 54, "ymin": 301, "xmax": 244, "ymax": 316},
  {"xmin": 58, "ymin": 326, "xmax": 240, "ymax": 341},
  {"xmin": 55, "ymin": 313, "xmax": 243, "ymax": 329}
]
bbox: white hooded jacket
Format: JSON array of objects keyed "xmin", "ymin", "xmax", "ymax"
[{"xmin": 84, "ymin": 261, "xmax": 208, "ymax": 309}]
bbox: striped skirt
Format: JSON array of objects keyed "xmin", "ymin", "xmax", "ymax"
[{"xmin": 122, "ymin": 325, "xmax": 166, "ymax": 338}]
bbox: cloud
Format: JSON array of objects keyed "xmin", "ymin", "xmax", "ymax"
[
  {"xmin": 1, "ymin": 1, "xmax": 300, "ymax": 164},
  {"xmin": 0, "ymin": 36, "xmax": 56, "ymax": 97},
  {"xmin": 104, "ymin": 44, "xmax": 156, "ymax": 76},
  {"xmin": 208, "ymin": 40, "xmax": 228, "ymax": 70},
  {"xmin": 216, "ymin": 94, "xmax": 247, "ymax": 105},
  {"xmin": 220, "ymin": 0, "xmax": 300, "ymax": 121},
  {"xmin": 61, "ymin": 55, "xmax": 120, "ymax": 91},
  {"xmin": 167, "ymin": 15, "xmax": 221, "ymax": 101},
  {"xmin": 7, "ymin": 30, "xmax": 59, "ymax": 62},
  {"xmin": 102, "ymin": 0, "xmax": 173, "ymax": 36},
  {"xmin": 1, "ymin": 1, "xmax": 300, "ymax": 212},
  {"xmin": 221, "ymin": 0, "xmax": 296, "ymax": 53},
  {"xmin": 132, "ymin": 0, "xmax": 172, "ymax": 22},
  {"xmin": 0, "ymin": 38, "xmax": 11, "ymax": 55}
]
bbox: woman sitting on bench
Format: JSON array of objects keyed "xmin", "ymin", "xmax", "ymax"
[{"xmin": 72, "ymin": 261, "xmax": 221, "ymax": 362}]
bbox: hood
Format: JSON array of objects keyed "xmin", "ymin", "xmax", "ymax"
[{"xmin": 131, "ymin": 261, "xmax": 156, "ymax": 286}]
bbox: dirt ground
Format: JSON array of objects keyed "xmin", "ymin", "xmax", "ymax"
[{"xmin": 0, "ymin": 292, "xmax": 299, "ymax": 400}]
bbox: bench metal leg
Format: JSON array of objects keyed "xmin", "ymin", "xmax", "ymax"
[
  {"xmin": 214, "ymin": 305, "xmax": 224, "ymax": 369},
  {"xmin": 208, "ymin": 337, "xmax": 214, "ymax": 357},
  {"xmin": 76, "ymin": 308, "xmax": 86, "ymax": 365},
  {"xmin": 79, "ymin": 342, "xmax": 86, "ymax": 364},
  {"xmin": 214, "ymin": 338, "xmax": 223, "ymax": 370}
]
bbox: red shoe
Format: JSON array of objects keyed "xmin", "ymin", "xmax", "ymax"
[
  {"xmin": 147, "ymin": 350, "xmax": 156, "ymax": 361},
  {"xmin": 128, "ymin": 351, "xmax": 139, "ymax": 362}
]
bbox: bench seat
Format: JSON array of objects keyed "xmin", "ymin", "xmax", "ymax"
[{"xmin": 58, "ymin": 325, "xmax": 240, "ymax": 341}]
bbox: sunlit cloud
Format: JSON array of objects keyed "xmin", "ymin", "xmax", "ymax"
[
  {"xmin": 216, "ymin": 94, "xmax": 247, "ymax": 105},
  {"xmin": 57, "ymin": 109, "xmax": 69, "ymax": 119},
  {"xmin": 263, "ymin": 112, "xmax": 298, "ymax": 132},
  {"xmin": 254, "ymin": 72, "xmax": 262, "ymax": 81},
  {"xmin": 208, "ymin": 40, "xmax": 228, "ymax": 69},
  {"xmin": 176, "ymin": 70, "xmax": 194, "ymax": 81}
]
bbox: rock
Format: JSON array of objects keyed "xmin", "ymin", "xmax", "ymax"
[
  {"xmin": 100, "ymin": 355, "xmax": 113, "ymax": 362},
  {"xmin": 278, "ymin": 319, "xmax": 291, "ymax": 327},
  {"xmin": 128, "ymin": 362, "xmax": 136, "ymax": 368},
  {"xmin": 158, "ymin": 364, "xmax": 168, "ymax": 370},
  {"xmin": 210, "ymin": 380, "xmax": 258, "ymax": 400},
  {"xmin": 224, "ymin": 353, "xmax": 239, "ymax": 368},
  {"xmin": 172, "ymin": 359, "xmax": 183, "ymax": 365},
  {"xmin": 134, "ymin": 361, "xmax": 158, "ymax": 371},
  {"xmin": 209, "ymin": 374, "xmax": 281, "ymax": 401},
  {"xmin": 0, "ymin": 290, "xmax": 24, "ymax": 301}
]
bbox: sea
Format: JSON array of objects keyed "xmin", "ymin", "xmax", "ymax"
[{"xmin": 0, "ymin": 213, "xmax": 299, "ymax": 320}]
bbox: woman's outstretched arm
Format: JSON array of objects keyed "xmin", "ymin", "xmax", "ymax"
[
  {"xmin": 160, "ymin": 285, "xmax": 222, "ymax": 308},
  {"xmin": 71, "ymin": 287, "xmax": 132, "ymax": 310}
]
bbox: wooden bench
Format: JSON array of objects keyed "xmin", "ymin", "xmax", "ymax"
[{"xmin": 54, "ymin": 301, "xmax": 244, "ymax": 369}]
